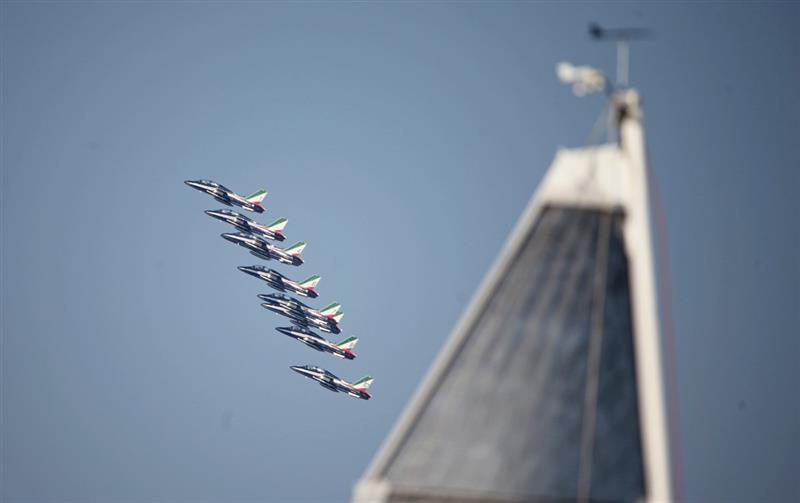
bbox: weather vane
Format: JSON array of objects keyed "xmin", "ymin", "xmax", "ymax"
[{"xmin": 557, "ymin": 22, "xmax": 652, "ymax": 96}]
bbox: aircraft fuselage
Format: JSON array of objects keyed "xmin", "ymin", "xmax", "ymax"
[
  {"xmin": 206, "ymin": 210, "xmax": 285, "ymax": 241},
  {"xmin": 185, "ymin": 180, "xmax": 264, "ymax": 213},
  {"xmin": 290, "ymin": 366, "xmax": 370, "ymax": 399},
  {"xmin": 261, "ymin": 302, "xmax": 341, "ymax": 334},
  {"xmin": 238, "ymin": 266, "xmax": 317, "ymax": 298},
  {"xmin": 259, "ymin": 294, "xmax": 341, "ymax": 334},
  {"xmin": 221, "ymin": 233, "xmax": 302, "ymax": 266},
  {"xmin": 276, "ymin": 326, "xmax": 355, "ymax": 360}
]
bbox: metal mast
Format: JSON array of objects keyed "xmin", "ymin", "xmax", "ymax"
[{"xmin": 588, "ymin": 22, "xmax": 651, "ymax": 87}]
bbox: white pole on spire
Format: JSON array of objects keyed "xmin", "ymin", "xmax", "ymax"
[{"xmin": 617, "ymin": 40, "xmax": 630, "ymax": 86}]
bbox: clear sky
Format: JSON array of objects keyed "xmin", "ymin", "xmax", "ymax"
[{"xmin": 2, "ymin": 2, "xmax": 797, "ymax": 502}]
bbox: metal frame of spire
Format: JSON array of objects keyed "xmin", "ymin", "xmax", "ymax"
[
  {"xmin": 588, "ymin": 22, "xmax": 651, "ymax": 87},
  {"xmin": 556, "ymin": 24, "xmax": 652, "ymax": 145}
]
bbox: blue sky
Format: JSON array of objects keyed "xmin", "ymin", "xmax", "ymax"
[{"xmin": 2, "ymin": 2, "xmax": 798, "ymax": 502}]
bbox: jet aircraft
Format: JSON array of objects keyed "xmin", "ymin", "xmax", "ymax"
[
  {"xmin": 221, "ymin": 233, "xmax": 305, "ymax": 266},
  {"xmin": 238, "ymin": 266, "xmax": 320, "ymax": 298},
  {"xmin": 184, "ymin": 179, "xmax": 267, "ymax": 213},
  {"xmin": 290, "ymin": 365, "xmax": 373, "ymax": 399},
  {"xmin": 206, "ymin": 209, "xmax": 287, "ymax": 241},
  {"xmin": 276, "ymin": 326, "xmax": 358, "ymax": 360},
  {"xmin": 259, "ymin": 293, "xmax": 342, "ymax": 334}
]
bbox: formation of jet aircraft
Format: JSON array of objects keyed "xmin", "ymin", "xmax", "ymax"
[
  {"xmin": 186, "ymin": 179, "xmax": 373, "ymax": 401},
  {"xmin": 290, "ymin": 365, "xmax": 373, "ymax": 400}
]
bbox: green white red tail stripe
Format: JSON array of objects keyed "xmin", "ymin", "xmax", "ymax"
[
  {"xmin": 337, "ymin": 336, "xmax": 358, "ymax": 350},
  {"xmin": 299, "ymin": 275, "xmax": 321, "ymax": 289},
  {"xmin": 319, "ymin": 302, "xmax": 341, "ymax": 316},
  {"xmin": 352, "ymin": 376, "xmax": 374, "ymax": 390},
  {"xmin": 267, "ymin": 217, "xmax": 288, "ymax": 232},
  {"xmin": 246, "ymin": 189, "xmax": 267, "ymax": 203},
  {"xmin": 284, "ymin": 242, "xmax": 306, "ymax": 256}
]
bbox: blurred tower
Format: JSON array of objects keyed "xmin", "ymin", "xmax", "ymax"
[{"xmin": 353, "ymin": 82, "xmax": 678, "ymax": 503}]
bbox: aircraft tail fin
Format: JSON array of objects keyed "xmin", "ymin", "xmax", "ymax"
[
  {"xmin": 246, "ymin": 189, "xmax": 268, "ymax": 204},
  {"xmin": 266, "ymin": 217, "xmax": 288, "ymax": 232},
  {"xmin": 337, "ymin": 336, "xmax": 358, "ymax": 351},
  {"xmin": 331, "ymin": 312, "xmax": 344, "ymax": 323},
  {"xmin": 352, "ymin": 375, "xmax": 374, "ymax": 391},
  {"xmin": 284, "ymin": 242, "xmax": 306, "ymax": 257},
  {"xmin": 299, "ymin": 274, "xmax": 321, "ymax": 289},
  {"xmin": 319, "ymin": 302, "xmax": 341, "ymax": 316}
]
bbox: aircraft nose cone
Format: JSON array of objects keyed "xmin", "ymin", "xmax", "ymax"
[
  {"xmin": 239, "ymin": 266, "xmax": 260, "ymax": 276},
  {"xmin": 221, "ymin": 233, "xmax": 240, "ymax": 243},
  {"xmin": 205, "ymin": 210, "xmax": 223, "ymax": 218},
  {"xmin": 289, "ymin": 366, "xmax": 303, "ymax": 374},
  {"xmin": 185, "ymin": 180, "xmax": 201, "ymax": 189},
  {"xmin": 276, "ymin": 327, "xmax": 291, "ymax": 336}
]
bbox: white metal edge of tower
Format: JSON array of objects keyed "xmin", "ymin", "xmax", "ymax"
[
  {"xmin": 616, "ymin": 88, "xmax": 674, "ymax": 503},
  {"xmin": 352, "ymin": 88, "xmax": 674, "ymax": 503}
]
